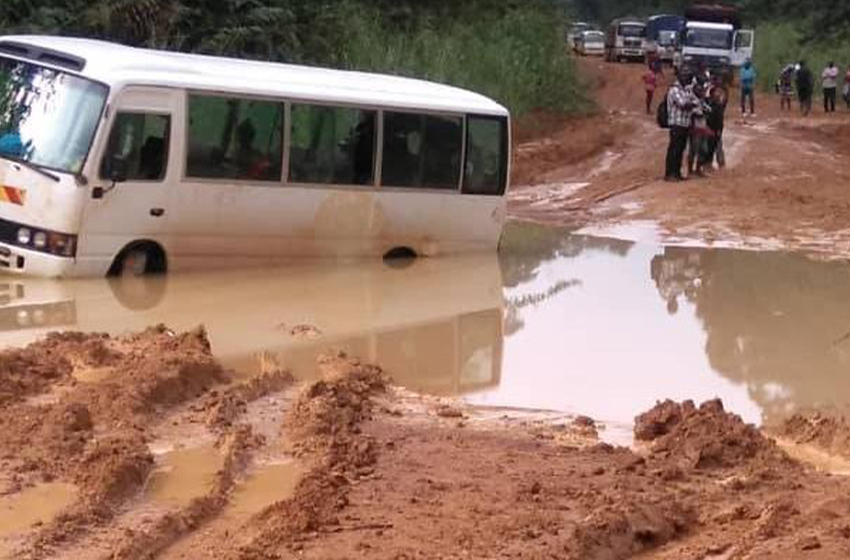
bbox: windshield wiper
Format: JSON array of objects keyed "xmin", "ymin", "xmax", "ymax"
[{"xmin": 0, "ymin": 153, "xmax": 61, "ymax": 183}]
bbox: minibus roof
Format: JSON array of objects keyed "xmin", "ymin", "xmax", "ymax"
[{"xmin": 0, "ymin": 35, "xmax": 509, "ymax": 117}]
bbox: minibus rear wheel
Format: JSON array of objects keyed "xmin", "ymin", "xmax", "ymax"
[{"xmin": 108, "ymin": 242, "xmax": 167, "ymax": 277}]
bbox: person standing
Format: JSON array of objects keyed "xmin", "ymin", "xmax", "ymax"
[
  {"xmin": 778, "ymin": 65, "xmax": 795, "ymax": 111},
  {"xmin": 822, "ymin": 61, "xmax": 839, "ymax": 113},
  {"xmin": 844, "ymin": 63, "xmax": 850, "ymax": 109},
  {"xmin": 740, "ymin": 60, "xmax": 756, "ymax": 116},
  {"xmin": 643, "ymin": 65, "xmax": 658, "ymax": 115},
  {"xmin": 703, "ymin": 78, "xmax": 728, "ymax": 170},
  {"xmin": 665, "ymin": 70, "xmax": 696, "ymax": 182},
  {"xmin": 797, "ymin": 60, "xmax": 814, "ymax": 116}
]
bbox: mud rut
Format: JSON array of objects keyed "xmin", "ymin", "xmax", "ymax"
[
  {"xmin": 0, "ymin": 327, "xmax": 299, "ymax": 559},
  {"xmin": 5, "ymin": 327, "xmax": 850, "ymax": 559},
  {"xmin": 511, "ymin": 58, "xmax": 850, "ymax": 258}
]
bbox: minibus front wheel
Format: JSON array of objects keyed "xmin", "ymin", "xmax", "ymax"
[{"xmin": 108, "ymin": 241, "xmax": 167, "ymax": 277}]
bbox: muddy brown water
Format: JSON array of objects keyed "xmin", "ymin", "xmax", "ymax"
[{"xmin": 2, "ymin": 222, "xmax": 850, "ymax": 433}]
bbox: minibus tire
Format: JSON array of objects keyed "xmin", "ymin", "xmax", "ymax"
[
  {"xmin": 108, "ymin": 242, "xmax": 167, "ymax": 277},
  {"xmin": 383, "ymin": 246, "xmax": 418, "ymax": 269}
]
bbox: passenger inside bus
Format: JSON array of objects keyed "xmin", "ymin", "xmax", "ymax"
[
  {"xmin": 139, "ymin": 136, "xmax": 166, "ymax": 180},
  {"xmin": 350, "ymin": 112, "xmax": 375, "ymax": 185},
  {"xmin": 234, "ymin": 119, "xmax": 272, "ymax": 180}
]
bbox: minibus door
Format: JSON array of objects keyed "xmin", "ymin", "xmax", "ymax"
[{"xmin": 78, "ymin": 87, "xmax": 179, "ymax": 274}]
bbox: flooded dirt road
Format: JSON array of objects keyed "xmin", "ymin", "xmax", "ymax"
[
  {"xmin": 5, "ymin": 223, "xmax": 850, "ymax": 558},
  {"xmin": 2, "ymin": 223, "xmax": 849, "ymax": 433}
]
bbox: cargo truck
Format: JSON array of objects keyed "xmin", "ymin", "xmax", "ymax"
[
  {"xmin": 604, "ymin": 18, "xmax": 647, "ymax": 63},
  {"xmin": 680, "ymin": 4, "xmax": 754, "ymax": 81},
  {"xmin": 646, "ymin": 15, "xmax": 686, "ymax": 64}
]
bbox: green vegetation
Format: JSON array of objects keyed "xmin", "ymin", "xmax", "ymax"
[
  {"xmin": 751, "ymin": 23, "xmax": 850, "ymax": 91},
  {"xmin": 0, "ymin": 0, "xmax": 589, "ymax": 117},
  {"xmin": 340, "ymin": 5, "xmax": 588, "ymax": 116}
]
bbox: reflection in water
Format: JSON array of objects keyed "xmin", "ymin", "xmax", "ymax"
[
  {"xmin": 651, "ymin": 247, "xmax": 850, "ymax": 422},
  {"xmin": 0, "ymin": 255, "xmax": 504, "ymax": 398},
  {"xmin": 1, "ymin": 225, "xmax": 850, "ymax": 428}
]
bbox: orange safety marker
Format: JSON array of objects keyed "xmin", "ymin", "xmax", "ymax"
[{"xmin": 0, "ymin": 185, "xmax": 26, "ymax": 206}]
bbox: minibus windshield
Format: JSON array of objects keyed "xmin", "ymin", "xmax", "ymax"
[{"xmin": 0, "ymin": 56, "xmax": 108, "ymax": 174}]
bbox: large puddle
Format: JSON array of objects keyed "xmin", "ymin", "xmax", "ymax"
[{"xmin": 1, "ymin": 222, "xmax": 849, "ymax": 429}]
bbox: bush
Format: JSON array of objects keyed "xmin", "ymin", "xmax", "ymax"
[
  {"xmin": 336, "ymin": 1, "xmax": 589, "ymax": 117},
  {"xmin": 753, "ymin": 22, "xmax": 850, "ymax": 92}
]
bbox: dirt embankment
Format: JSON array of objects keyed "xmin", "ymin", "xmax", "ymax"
[
  {"xmin": 6, "ymin": 330, "xmax": 850, "ymax": 559},
  {"xmin": 510, "ymin": 57, "xmax": 850, "ymax": 259}
]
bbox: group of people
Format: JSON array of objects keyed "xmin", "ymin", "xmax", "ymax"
[
  {"xmin": 662, "ymin": 67, "xmax": 728, "ymax": 182},
  {"xmin": 777, "ymin": 60, "xmax": 850, "ymax": 115}
]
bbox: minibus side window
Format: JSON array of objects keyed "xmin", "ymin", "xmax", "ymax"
[
  {"xmin": 289, "ymin": 104, "xmax": 376, "ymax": 186},
  {"xmin": 186, "ymin": 94, "xmax": 283, "ymax": 182},
  {"xmin": 100, "ymin": 113, "xmax": 170, "ymax": 182},
  {"xmin": 462, "ymin": 116, "xmax": 507, "ymax": 196},
  {"xmin": 381, "ymin": 112, "xmax": 462, "ymax": 190}
]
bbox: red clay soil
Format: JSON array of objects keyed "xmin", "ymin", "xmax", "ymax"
[
  {"xmin": 510, "ymin": 57, "xmax": 850, "ymax": 258},
  {"xmin": 141, "ymin": 360, "xmax": 850, "ymax": 560},
  {"xmin": 773, "ymin": 411, "xmax": 850, "ymax": 460},
  {"xmin": 6, "ymin": 331, "xmax": 850, "ymax": 559}
]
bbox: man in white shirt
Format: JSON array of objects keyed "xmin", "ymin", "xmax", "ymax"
[{"xmin": 823, "ymin": 61, "xmax": 839, "ymax": 113}]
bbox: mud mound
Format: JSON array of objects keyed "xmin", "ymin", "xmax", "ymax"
[
  {"xmin": 204, "ymin": 367, "xmax": 294, "ymax": 430},
  {"xmin": 0, "ymin": 326, "xmax": 237, "ymax": 558},
  {"xmin": 778, "ymin": 412, "xmax": 850, "ymax": 459},
  {"xmin": 637, "ymin": 399, "xmax": 786, "ymax": 469},
  {"xmin": 570, "ymin": 500, "xmax": 696, "ymax": 560},
  {"xmin": 235, "ymin": 354, "xmax": 387, "ymax": 555},
  {"xmin": 78, "ymin": 325, "xmax": 228, "ymax": 425},
  {"xmin": 1, "ymin": 326, "xmax": 228, "ymax": 480},
  {"xmin": 0, "ymin": 333, "xmax": 98, "ymax": 405},
  {"xmin": 286, "ymin": 352, "xmax": 386, "ymax": 452},
  {"xmin": 74, "ymin": 434, "xmax": 153, "ymax": 510}
]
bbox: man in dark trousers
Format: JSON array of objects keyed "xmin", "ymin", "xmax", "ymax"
[
  {"xmin": 665, "ymin": 69, "xmax": 696, "ymax": 182},
  {"xmin": 702, "ymin": 77, "xmax": 728, "ymax": 171},
  {"xmin": 797, "ymin": 60, "xmax": 814, "ymax": 116}
]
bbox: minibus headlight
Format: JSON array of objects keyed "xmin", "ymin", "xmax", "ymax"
[
  {"xmin": 17, "ymin": 228, "xmax": 31, "ymax": 245},
  {"xmin": 47, "ymin": 233, "xmax": 77, "ymax": 257},
  {"xmin": 33, "ymin": 231, "xmax": 47, "ymax": 249}
]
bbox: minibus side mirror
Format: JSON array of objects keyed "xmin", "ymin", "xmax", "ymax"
[{"xmin": 92, "ymin": 157, "xmax": 128, "ymax": 199}]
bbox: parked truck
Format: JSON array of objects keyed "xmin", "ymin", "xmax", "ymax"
[
  {"xmin": 604, "ymin": 18, "xmax": 647, "ymax": 63},
  {"xmin": 680, "ymin": 4, "xmax": 754, "ymax": 82},
  {"xmin": 646, "ymin": 15, "xmax": 686, "ymax": 64}
]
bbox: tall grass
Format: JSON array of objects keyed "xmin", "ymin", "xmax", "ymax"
[
  {"xmin": 753, "ymin": 22, "xmax": 850, "ymax": 92},
  {"xmin": 335, "ymin": 3, "xmax": 590, "ymax": 117}
]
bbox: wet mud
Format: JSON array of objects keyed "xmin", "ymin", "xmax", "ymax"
[
  {"xmin": 509, "ymin": 58, "xmax": 850, "ymax": 259},
  {"xmin": 3, "ymin": 328, "xmax": 850, "ymax": 559}
]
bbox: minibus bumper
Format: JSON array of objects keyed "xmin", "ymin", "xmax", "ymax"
[{"xmin": 0, "ymin": 243, "xmax": 76, "ymax": 278}]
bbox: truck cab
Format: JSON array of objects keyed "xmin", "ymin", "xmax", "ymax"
[
  {"xmin": 605, "ymin": 19, "xmax": 647, "ymax": 63},
  {"xmin": 681, "ymin": 22, "xmax": 754, "ymax": 81},
  {"xmin": 679, "ymin": 4, "xmax": 754, "ymax": 81},
  {"xmin": 646, "ymin": 15, "xmax": 685, "ymax": 64}
]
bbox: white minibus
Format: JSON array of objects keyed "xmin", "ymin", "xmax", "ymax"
[{"xmin": 0, "ymin": 36, "xmax": 511, "ymax": 277}]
